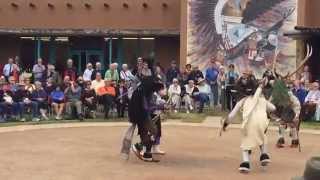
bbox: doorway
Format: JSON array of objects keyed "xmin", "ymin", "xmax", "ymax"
[{"xmin": 69, "ymin": 50, "xmax": 104, "ymax": 73}]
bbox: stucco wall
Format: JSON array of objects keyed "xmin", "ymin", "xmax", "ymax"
[
  {"xmin": 0, "ymin": 0, "xmax": 180, "ymax": 30},
  {"xmin": 297, "ymin": 0, "xmax": 320, "ymax": 27}
]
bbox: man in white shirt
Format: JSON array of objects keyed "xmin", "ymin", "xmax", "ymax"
[
  {"xmin": 83, "ymin": 63, "xmax": 94, "ymax": 81},
  {"xmin": 168, "ymin": 78, "xmax": 181, "ymax": 113},
  {"xmin": 195, "ymin": 78, "xmax": 211, "ymax": 113},
  {"xmin": 120, "ymin": 64, "xmax": 133, "ymax": 81},
  {"xmin": 3, "ymin": 58, "xmax": 19, "ymax": 82},
  {"xmin": 302, "ymin": 82, "xmax": 320, "ymax": 121},
  {"xmin": 304, "ymin": 82, "xmax": 320, "ymax": 103}
]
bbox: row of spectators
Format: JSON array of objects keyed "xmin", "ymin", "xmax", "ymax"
[
  {"xmin": 0, "ymin": 56, "xmax": 228, "ymax": 122},
  {"xmin": 1, "ymin": 55, "xmax": 318, "ymax": 122}
]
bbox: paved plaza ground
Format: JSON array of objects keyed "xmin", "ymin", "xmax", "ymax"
[{"xmin": 0, "ymin": 122, "xmax": 318, "ymax": 180}]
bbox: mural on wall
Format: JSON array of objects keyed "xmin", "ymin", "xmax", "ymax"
[{"xmin": 187, "ymin": 0, "xmax": 297, "ymax": 77}]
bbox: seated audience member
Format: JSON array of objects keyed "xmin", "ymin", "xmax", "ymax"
[
  {"xmin": 81, "ymin": 81, "xmax": 97, "ymax": 118},
  {"xmin": 4, "ymin": 78, "xmax": 26, "ymax": 121},
  {"xmin": 5, "ymin": 77, "xmax": 26, "ymax": 119},
  {"xmin": 62, "ymin": 75, "xmax": 71, "ymax": 90},
  {"xmin": 47, "ymin": 64, "xmax": 60, "ymax": 85},
  {"xmin": 91, "ymin": 62, "xmax": 104, "ymax": 81},
  {"xmin": 97, "ymin": 79, "xmax": 116, "ymax": 118},
  {"xmin": 301, "ymin": 82, "xmax": 320, "ymax": 121},
  {"xmin": 31, "ymin": 81, "xmax": 49, "ymax": 121},
  {"xmin": 195, "ymin": 78, "xmax": 211, "ymax": 113},
  {"xmin": 50, "ymin": 86, "xmax": 65, "ymax": 120},
  {"xmin": 0, "ymin": 78, "xmax": 8, "ymax": 121},
  {"xmin": 292, "ymin": 80, "xmax": 308, "ymax": 105},
  {"xmin": 77, "ymin": 76, "xmax": 85, "ymax": 89},
  {"xmin": 64, "ymin": 81, "xmax": 83, "ymax": 120},
  {"xmin": 182, "ymin": 80, "xmax": 199, "ymax": 113},
  {"xmin": 168, "ymin": 78, "xmax": 181, "ymax": 113},
  {"xmin": 115, "ymin": 80, "xmax": 129, "ymax": 118},
  {"xmin": 0, "ymin": 76, "xmax": 6, "ymax": 86},
  {"xmin": 2, "ymin": 92, "xmax": 14, "ymax": 121},
  {"xmin": 24, "ymin": 77, "xmax": 35, "ymax": 93},
  {"xmin": 44, "ymin": 78, "xmax": 56, "ymax": 95},
  {"xmin": 105, "ymin": 63, "xmax": 119, "ymax": 82},
  {"xmin": 20, "ymin": 85, "xmax": 36, "ymax": 122},
  {"xmin": 83, "ymin": 63, "xmax": 94, "ymax": 81},
  {"xmin": 189, "ymin": 65, "xmax": 204, "ymax": 82},
  {"xmin": 0, "ymin": 87, "xmax": 7, "ymax": 122},
  {"xmin": 120, "ymin": 64, "xmax": 134, "ymax": 82},
  {"xmin": 12, "ymin": 83, "xmax": 30, "ymax": 122},
  {"xmin": 91, "ymin": 72, "xmax": 105, "ymax": 94}
]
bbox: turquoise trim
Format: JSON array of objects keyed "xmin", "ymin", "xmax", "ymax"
[
  {"xmin": 117, "ymin": 38, "xmax": 124, "ymax": 67},
  {"xmin": 49, "ymin": 37, "xmax": 56, "ymax": 64},
  {"xmin": 37, "ymin": 38, "xmax": 41, "ymax": 60},
  {"xmin": 109, "ymin": 38, "xmax": 112, "ymax": 65}
]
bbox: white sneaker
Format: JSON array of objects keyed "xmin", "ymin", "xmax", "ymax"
[
  {"xmin": 20, "ymin": 118, "xmax": 26, "ymax": 122},
  {"xmin": 40, "ymin": 110, "xmax": 49, "ymax": 120},
  {"xmin": 42, "ymin": 114, "xmax": 49, "ymax": 121},
  {"xmin": 189, "ymin": 105, "xmax": 194, "ymax": 111},
  {"xmin": 174, "ymin": 110, "xmax": 178, "ymax": 113},
  {"xmin": 186, "ymin": 110, "xmax": 190, "ymax": 114},
  {"xmin": 152, "ymin": 145, "xmax": 165, "ymax": 155},
  {"xmin": 91, "ymin": 111, "xmax": 96, "ymax": 119},
  {"xmin": 32, "ymin": 118, "xmax": 40, "ymax": 122}
]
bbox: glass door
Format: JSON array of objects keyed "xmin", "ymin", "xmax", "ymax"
[{"xmin": 70, "ymin": 50, "xmax": 104, "ymax": 73}]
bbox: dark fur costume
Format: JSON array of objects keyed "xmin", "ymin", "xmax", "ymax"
[{"xmin": 128, "ymin": 75, "xmax": 164, "ymax": 153}]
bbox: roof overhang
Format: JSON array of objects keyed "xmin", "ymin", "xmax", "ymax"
[
  {"xmin": 0, "ymin": 28, "xmax": 180, "ymax": 37},
  {"xmin": 283, "ymin": 26, "xmax": 320, "ymax": 39}
]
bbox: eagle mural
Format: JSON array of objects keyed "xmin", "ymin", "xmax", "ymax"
[{"xmin": 187, "ymin": 0, "xmax": 297, "ymax": 77}]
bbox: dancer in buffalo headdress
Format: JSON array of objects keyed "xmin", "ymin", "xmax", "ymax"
[
  {"xmin": 222, "ymin": 77, "xmax": 276, "ymax": 173},
  {"xmin": 127, "ymin": 74, "xmax": 166, "ymax": 162},
  {"xmin": 120, "ymin": 58, "xmax": 162, "ymax": 161}
]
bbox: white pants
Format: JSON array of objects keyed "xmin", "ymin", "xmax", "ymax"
[
  {"xmin": 314, "ymin": 103, "xmax": 320, "ymax": 121},
  {"xmin": 183, "ymin": 95, "xmax": 193, "ymax": 110},
  {"xmin": 171, "ymin": 94, "xmax": 181, "ymax": 109}
]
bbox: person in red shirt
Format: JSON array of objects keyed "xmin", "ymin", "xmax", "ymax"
[{"xmin": 97, "ymin": 79, "xmax": 116, "ymax": 118}]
